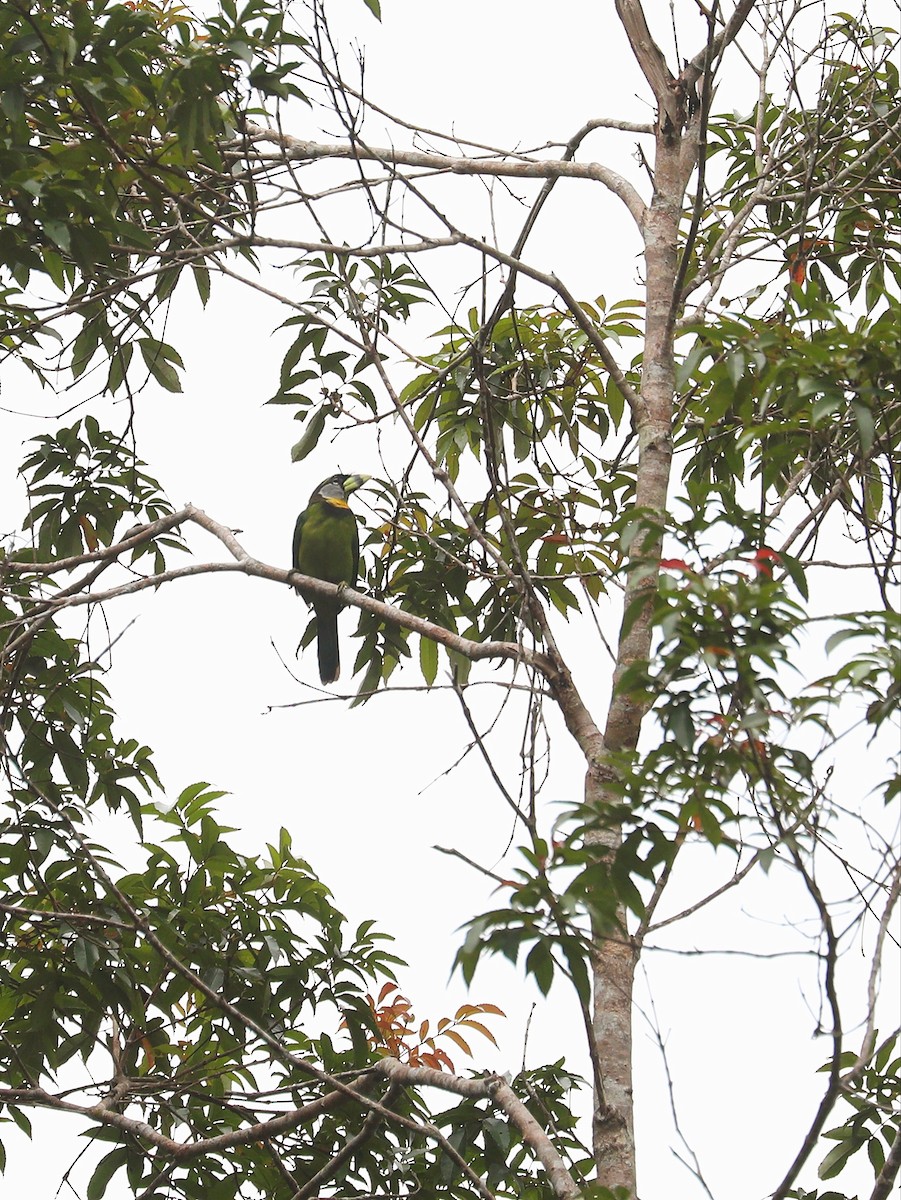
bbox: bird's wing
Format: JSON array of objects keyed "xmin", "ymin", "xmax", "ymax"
[
  {"xmin": 292, "ymin": 507, "xmax": 309, "ymax": 572},
  {"xmin": 351, "ymin": 516, "xmax": 360, "ymax": 590}
]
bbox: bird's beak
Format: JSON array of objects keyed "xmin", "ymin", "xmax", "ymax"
[{"xmin": 344, "ymin": 474, "xmax": 371, "ymax": 494}]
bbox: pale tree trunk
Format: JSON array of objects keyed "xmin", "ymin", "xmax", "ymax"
[
  {"xmin": 587, "ymin": 2, "xmax": 756, "ymax": 1191},
  {"xmin": 588, "ymin": 126, "xmax": 692, "ymax": 1189}
]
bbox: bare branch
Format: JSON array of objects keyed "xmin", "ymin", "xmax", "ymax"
[
  {"xmin": 235, "ymin": 123, "xmax": 648, "ymax": 228},
  {"xmin": 841, "ymin": 856, "xmax": 901, "ymax": 1090},
  {"xmin": 615, "ymin": 0, "xmax": 678, "ymax": 126}
]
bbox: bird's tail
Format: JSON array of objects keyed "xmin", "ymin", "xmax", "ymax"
[{"xmin": 316, "ymin": 605, "xmax": 340, "ymax": 684}]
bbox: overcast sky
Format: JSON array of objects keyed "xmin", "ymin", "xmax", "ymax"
[{"xmin": 1, "ymin": 2, "xmax": 898, "ymax": 1197}]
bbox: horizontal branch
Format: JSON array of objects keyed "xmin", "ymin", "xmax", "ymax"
[
  {"xmin": 1, "ymin": 1057, "xmax": 583, "ymax": 1199},
  {"xmin": 4, "ymin": 510, "xmax": 191, "ymax": 576},
  {"xmin": 8, "ymin": 504, "xmax": 604, "ymax": 771},
  {"xmin": 234, "ymin": 124, "xmax": 648, "ymax": 229},
  {"xmin": 0, "ymin": 901, "xmax": 134, "ymax": 931},
  {"xmin": 0, "ymin": 1078, "xmax": 369, "ymax": 1162}
]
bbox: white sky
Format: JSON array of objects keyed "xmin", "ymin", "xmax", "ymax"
[{"xmin": 1, "ymin": 2, "xmax": 898, "ymax": 1197}]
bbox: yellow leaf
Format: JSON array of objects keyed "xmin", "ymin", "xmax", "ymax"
[{"xmin": 78, "ymin": 515, "xmax": 98, "ymax": 552}]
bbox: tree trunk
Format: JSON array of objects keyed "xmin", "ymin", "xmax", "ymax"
[{"xmin": 589, "ymin": 107, "xmax": 698, "ymax": 1194}]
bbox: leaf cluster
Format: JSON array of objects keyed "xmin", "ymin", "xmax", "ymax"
[{"xmin": 0, "ymin": 0, "xmax": 307, "ymax": 389}]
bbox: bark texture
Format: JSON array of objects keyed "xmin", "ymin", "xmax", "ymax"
[{"xmin": 586, "ymin": 4, "xmax": 723, "ymax": 1193}]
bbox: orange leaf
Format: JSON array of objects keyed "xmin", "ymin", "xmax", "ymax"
[
  {"xmin": 739, "ymin": 737, "xmax": 768, "ymax": 759},
  {"xmin": 435, "ymin": 1047, "xmax": 456, "ymax": 1071},
  {"xmin": 443, "ymin": 1029, "xmax": 473, "ymax": 1057},
  {"xmin": 476, "ymin": 1003, "xmax": 506, "ymax": 1017},
  {"xmin": 787, "ymin": 239, "xmax": 829, "ymax": 284},
  {"xmin": 458, "ymin": 1018, "xmax": 499, "ymax": 1047},
  {"xmin": 454, "ymin": 1004, "xmax": 482, "ymax": 1019},
  {"xmin": 377, "ymin": 981, "xmax": 397, "ymax": 1004},
  {"xmin": 420, "ymin": 1051, "xmax": 443, "ymax": 1071},
  {"xmin": 418, "ymin": 1020, "xmax": 430, "ymax": 1041},
  {"xmin": 789, "ymin": 257, "xmax": 807, "ymax": 284},
  {"xmin": 140, "ymin": 1037, "xmax": 155, "ymax": 1071}
]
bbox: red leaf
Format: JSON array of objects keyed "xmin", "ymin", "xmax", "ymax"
[
  {"xmin": 749, "ymin": 547, "xmax": 781, "ymax": 576},
  {"xmin": 659, "ymin": 558, "xmax": 693, "ymax": 572}
]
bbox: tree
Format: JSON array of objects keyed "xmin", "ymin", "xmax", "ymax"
[{"xmin": 1, "ymin": 1, "xmax": 898, "ymax": 1197}]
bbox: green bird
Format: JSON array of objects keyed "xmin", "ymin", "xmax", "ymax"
[{"xmin": 292, "ymin": 473, "xmax": 369, "ymax": 684}]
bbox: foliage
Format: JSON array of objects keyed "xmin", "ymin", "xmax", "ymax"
[
  {"xmin": 0, "ymin": 0, "xmax": 307, "ymax": 391},
  {"xmin": 703, "ymin": 13, "xmax": 900, "ymax": 311},
  {"xmin": 0, "ymin": 1, "xmax": 899, "ymax": 1199},
  {"xmin": 816, "ymin": 1034, "xmax": 900, "ymax": 1183},
  {"xmin": 358, "ymin": 981, "xmax": 505, "ymax": 1072}
]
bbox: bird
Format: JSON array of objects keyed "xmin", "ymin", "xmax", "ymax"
[{"xmin": 292, "ymin": 473, "xmax": 369, "ymax": 684}]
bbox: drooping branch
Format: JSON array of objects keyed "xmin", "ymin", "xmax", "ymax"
[
  {"xmin": 374, "ymin": 1059, "xmax": 582, "ymax": 1200},
  {"xmin": 4, "ymin": 511, "xmax": 532, "ymax": 669}
]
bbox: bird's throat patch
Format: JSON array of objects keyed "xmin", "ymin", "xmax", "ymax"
[{"xmin": 324, "ymin": 497, "xmax": 350, "ymax": 510}]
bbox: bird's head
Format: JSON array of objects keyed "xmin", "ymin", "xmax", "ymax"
[{"xmin": 311, "ymin": 473, "xmax": 370, "ymax": 508}]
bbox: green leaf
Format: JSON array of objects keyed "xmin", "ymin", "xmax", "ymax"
[
  {"xmin": 192, "ymin": 264, "xmax": 211, "ymax": 307},
  {"xmin": 525, "ymin": 941, "xmax": 554, "ymax": 995},
  {"xmin": 419, "ymin": 634, "xmax": 438, "ymax": 685},
  {"xmin": 42, "ymin": 219, "xmax": 71, "ymax": 253},
  {"xmin": 0, "ymin": 87, "xmax": 25, "ymax": 120},
  {"xmin": 138, "ymin": 338, "xmax": 184, "ymax": 394},
  {"xmin": 851, "ymin": 401, "xmax": 875, "ymax": 453},
  {"xmin": 290, "ymin": 405, "xmax": 328, "ymax": 462},
  {"xmin": 87, "ymin": 1146, "xmax": 129, "ymax": 1199},
  {"xmin": 818, "ymin": 1136, "xmax": 858, "ymax": 1180}
]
